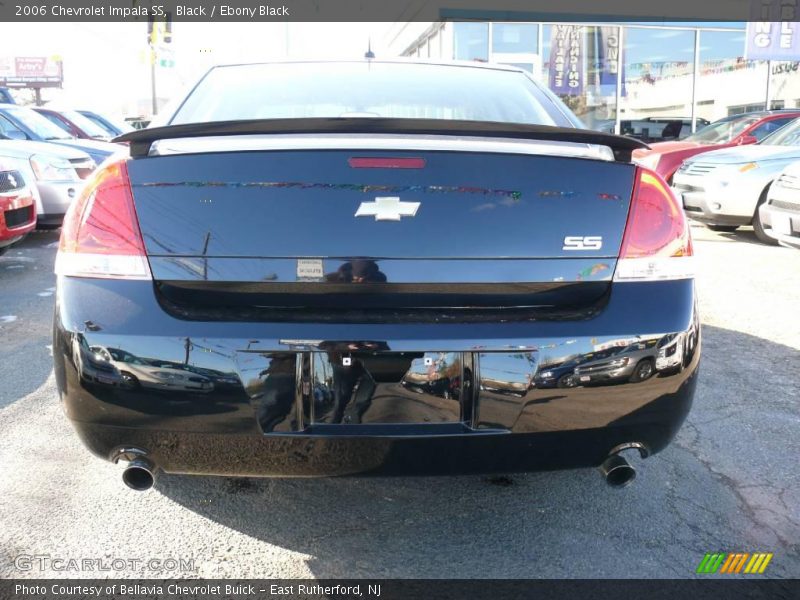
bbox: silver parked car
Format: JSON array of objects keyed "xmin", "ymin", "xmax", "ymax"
[
  {"xmin": 572, "ymin": 334, "xmax": 685, "ymax": 386},
  {"xmin": 759, "ymin": 160, "xmax": 800, "ymax": 249},
  {"xmin": 0, "ymin": 140, "xmax": 94, "ymax": 227},
  {"xmin": 671, "ymin": 116, "xmax": 800, "ymax": 244}
]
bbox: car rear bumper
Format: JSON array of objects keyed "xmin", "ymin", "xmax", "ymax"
[{"xmin": 54, "ymin": 277, "xmax": 700, "ymax": 477}]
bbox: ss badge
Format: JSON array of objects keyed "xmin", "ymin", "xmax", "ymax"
[{"xmin": 563, "ymin": 236, "xmax": 603, "ymax": 251}]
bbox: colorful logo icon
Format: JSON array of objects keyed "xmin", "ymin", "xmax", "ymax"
[{"xmin": 696, "ymin": 552, "xmax": 773, "ymax": 574}]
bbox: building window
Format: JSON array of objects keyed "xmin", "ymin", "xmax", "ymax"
[
  {"xmin": 619, "ymin": 27, "xmax": 696, "ymax": 141},
  {"xmin": 454, "ymin": 22, "xmax": 489, "ymax": 61},
  {"xmin": 728, "ymin": 103, "xmax": 768, "ymax": 115},
  {"xmin": 769, "ymin": 61, "xmax": 800, "ymax": 110},
  {"xmin": 499, "ymin": 62, "xmax": 534, "ymax": 72},
  {"xmin": 492, "ymin": 23, "xmax": 538, "ymax": 54},
  {"xmin": 697, "ymin": 30, "xmax": 760, "ymax": 123},
  {"xmin": 542, "ymin": 24, "xmax": 620, "ymax": 132}
]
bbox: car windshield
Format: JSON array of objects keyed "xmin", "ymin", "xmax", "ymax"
[
  {"xmin": 90, "ymin": 113, "xmax": 134, "ymax": 135},
  {"xmin": 170, "ymin": 62, "xmax": 572, "ymax": 127},
  {"xmin": 687, "ymin": 115, "xmax": 759, "ymax": 143},
  {"xmin": 760, "ymin": 117, "xmax": 800, "ymax": 146},
  {"xmin": 4, "ymin": 106, "xmax": 74, "ymax": 140},
  {"xmin": 59, "ymin": 109, "xmax": 111, "ymax": 138}
]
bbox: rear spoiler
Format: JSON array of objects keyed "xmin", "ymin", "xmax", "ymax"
[{"xmin": 116, "ymin": 118, "xmax": 647, "ymax": 162}]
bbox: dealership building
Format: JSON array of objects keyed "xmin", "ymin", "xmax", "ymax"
[{"xmin": 384, "ymin": 21, "xmax": 800, "ymax": 134}]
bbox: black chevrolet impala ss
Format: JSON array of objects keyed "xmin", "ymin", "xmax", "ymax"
[{"xmin": 52, "ymin": 60, "xmax": 700, "ymax": 490}]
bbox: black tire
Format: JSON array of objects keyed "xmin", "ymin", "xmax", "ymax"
[
  {"xmin": 557, "ymin": 373, "xmax": 577, "ymax": 388},
  {"xmin": 629, "ymin": 360, "xmax": 655, "ymax": 383},
  {"xmin": 752, "ymin": 187, "xmax": 779, "ymax": 245},
  {"xmin": 707, "ymin": 224, "xmax": 739, "ymax": 233}
]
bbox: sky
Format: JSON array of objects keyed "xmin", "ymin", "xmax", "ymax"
[
  {"xmin": 1, "ymin": 22, "xmax": 392, "ymax": 117},
  {"xmin": 1, "ymin": 21, "xmax": 752, "ymax": 119}
]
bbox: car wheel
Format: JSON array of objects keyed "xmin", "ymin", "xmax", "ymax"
[
  {"xmin": 752, "ymin": 188, "xmax": 779, "ymax": 245},
  {"xmin": 557, "ymin": 373, "xmax": 577, "ymax": 388},
  {"xmin": 120, "ymin": 372, "xmax": 140, "ymax": 390},
  {"xmin": 629, "ymin": 360, "xmax": 655, "ymax": 383},
  {"xmin": 707, "ymin": 224, "xmax": 739, "ymax": 232}
]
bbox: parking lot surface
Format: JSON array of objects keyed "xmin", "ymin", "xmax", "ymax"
[{"xmin": 0, "ymin": 225, "xmax": 798, "ymax": 579}]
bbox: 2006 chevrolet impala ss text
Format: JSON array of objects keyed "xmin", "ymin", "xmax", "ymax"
[{"xmin": 53, "ymin": 60, "xmax": 699, "ymax": 491}]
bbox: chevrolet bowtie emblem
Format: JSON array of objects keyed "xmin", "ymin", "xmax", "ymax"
[{"xmin": 355, "ymin": 196, "xmax": 420, "ymax": 221}]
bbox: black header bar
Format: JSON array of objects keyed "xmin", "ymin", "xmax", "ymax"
[{"xmin": 1, "ymin": 0, "xmax": 797, "ymax": 23}]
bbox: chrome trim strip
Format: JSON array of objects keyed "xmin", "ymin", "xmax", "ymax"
[{"xmin": 150, "ymin": 134, "xmax": 615, "ymax": 161}]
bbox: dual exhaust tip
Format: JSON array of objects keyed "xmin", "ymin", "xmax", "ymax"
[
  {"xmin": 599, "ymin": 453, "xmax": 637, "ymax": 488},
  {"xmin": 122, "ymin": 458, "xmax": 158, "ymax": 491}
]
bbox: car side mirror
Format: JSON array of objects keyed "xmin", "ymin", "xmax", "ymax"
[
  {"xmin": 738, "ymin": 135, "xmax": 758, "ymax": 145},
  {"xmin": 4, "ymin": 130, "xmax": 28, "ymax": 140}
]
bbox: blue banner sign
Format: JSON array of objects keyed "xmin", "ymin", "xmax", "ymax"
[{"xmin": 745, "ymin": 21, "xmax": 800, "ymax": 60}]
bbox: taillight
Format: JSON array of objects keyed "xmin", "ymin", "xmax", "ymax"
[
  {"xmin": 614, "ymin": 167, "xmax": 694, "ymax": 282},
  {"xmin": 55, "ymin": 159, "xmax": 150, "ymax": 280}
]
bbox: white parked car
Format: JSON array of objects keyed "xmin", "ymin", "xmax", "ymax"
[
  {"xmin": 0, "ymin": 139, "xmax": 94, "ymax": 227},
  {"xmin": 758, "ymin": 160, "xmax": 800, "ymax": 249},
  {"xmin": 671, "ymin": 117, "xmax": 800, "ymax": 244},
  {"xmin": 99, "ymin": 347, "xmax": 214, "ymax": 393}
]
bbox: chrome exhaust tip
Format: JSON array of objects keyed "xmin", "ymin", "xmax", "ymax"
[
  {"xmin": 122, "ymin": 458, "xmax": 158, "ymax": 491},
  {"xmin": 599, "ymin": 454, "xmax": 636, "ymax": 488}
]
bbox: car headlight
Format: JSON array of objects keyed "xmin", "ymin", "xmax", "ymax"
[
  {"xmin": 635, "ymin": 153, "xmax": 661, "ymax": 171},
  {"xmin": 539, "ymin": 371, "xmax": 554, "ymax": 378},
  {"xmin": 738, "ymin": 162, "xmax": 758, "ymax": 173},
  {"xmin": 29, "ymin": 154, "xmax": 79, "ymax": 182},
  {"xmin": 609, "ymin": 357, "xmax": 630, "ymax": 368}
]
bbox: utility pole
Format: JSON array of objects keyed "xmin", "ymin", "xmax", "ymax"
[
  {"xmin": 147, "ymin": 11, "xmax": 172, "ymax": 117},
  {"xmin": 150, "ymin": 54, "xmax": 157, "ymax": 116},
  {"xmin": 201, "ymin": 231, "xmax": 211, "ymax": 281},
  {"xmin": 765, "ymin": 60, "xmax": 773, "ymax": 110},
  {"xmin": 148, "ymin": 14, "xmax": 158, "ymax": 116}
]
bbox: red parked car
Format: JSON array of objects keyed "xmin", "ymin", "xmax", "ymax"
[
  {"xmin": 0, "ymin": 162, "xmax": 36, "ymax": 253},
  {"xmin": 32, "ymin": 107, "xmax": 114, "ymax": 142},
  {"xmin": 633, "ymin": 110, "xmax": 800, "ymax": 183}
]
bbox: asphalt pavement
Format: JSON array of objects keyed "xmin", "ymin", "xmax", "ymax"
[{"xmin": 0, "ymin": 225, "xmax": 798, "ymax": 579}]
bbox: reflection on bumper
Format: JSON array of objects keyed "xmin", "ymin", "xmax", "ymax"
[{"xmin": 54, "ymin": 278, "xmax": 700, "ymax": 476}]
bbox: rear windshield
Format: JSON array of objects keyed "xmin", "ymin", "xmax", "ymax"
[{"xmin": 170, "ymin": 62, "xmax": 575, "ymax": 127}]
